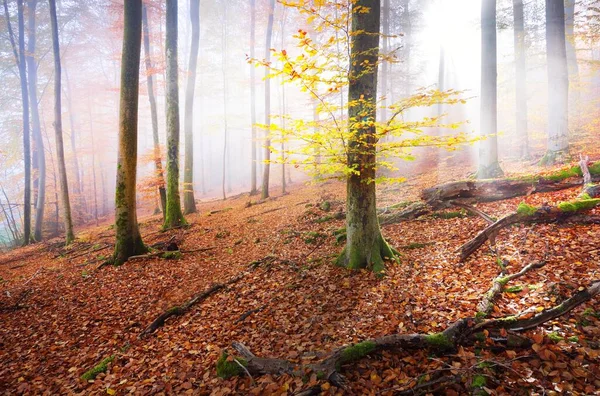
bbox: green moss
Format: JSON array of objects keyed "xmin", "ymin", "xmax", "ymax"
[
  {"xmin": 340, "ymin": 341, "xmax": 377, "ymax": 364},
  {"xmin": 425, "ymin": 333, "xmax": 454, "ymax": 350},
  {"xmin": 473, "ymin": 332, "xmax": 486, "ymax": 342},
  {"xmin": 557, "ymin": 198, "xmax": 600, "ymax": 213},
  {"xmin": 316, "ymin": 371, "xmax": 326, "ymax": 380},
  {"xmin": 547, "ymin": 332, "xmax": 564, "ymax": 343},
  {"xmin": 517, "ymin": 202, "xmax": 538, "ymax": 216},
  {"xmin": 161, "ymin": 251, "xmax": 181, "ymax": 260},
  {"xmin": 333, "ymin": 227, "xmax": 347, "ymax": 244},
  {"xmin": 544, "ymin": 166, "xmax": 580, "ymax": 181},
  {"xmin": 304, "ymin": 231, "xmax": 325, "ymax": 244},
  {"xmin": 496, "ymin": 276, "xmax": 510, "ymax": 286},
  {"xmin": 497, "ymin": 315, "xmax": 518, "ymax": 323},
  {"xmin": 471, "ymin": 374, "xmax": 487, "ymax": 388},
  {"xmin": 319, "ymin": 201, "xmax": 332, "ymax": 211},
  {"xmin": 81, "ymin": 355, "xmax": 115, "ymax": 381},
  {"xmin": 216, "ymin": 352, "xmax": 247, "ymax": 379},
  {"xmin": 432, "ymin": 210, "xmax": 466, "ymax": 219},
  {"xmin": 568, "ymin": 336, "xmax": 579, "ymax": 343},
  {"xmin": 504, "ymin": 285, "xmax": 523, "ymax": 293}
]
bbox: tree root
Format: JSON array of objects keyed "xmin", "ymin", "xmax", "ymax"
[
  {"xmin": 139, "ymin": 259, "xmax": 267, "ymax": 337},
  {"xmin": 222, "ymin": 280, "xmax": 600, "ymax": 391}
]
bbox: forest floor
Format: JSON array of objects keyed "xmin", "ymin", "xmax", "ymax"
[{"xmin": 1, "ymin": 159, "xmax": 600, "ymax": 395}]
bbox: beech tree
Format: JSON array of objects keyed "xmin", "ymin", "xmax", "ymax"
[
  {"xmin": 261, "ymin": 0, "xmax": 275, "ymax": 200},
  {"xmin": 26, "ymin": 0, "xmax": 46, "ymax": 242},
  {"xmin": 478, "ymin": 0, "xmax": 503, "ymax": 179},
  {"xmin": 513, "ymin": 0, "xmax": 529, "ymax": 158},
  {"xmin": 542, "ymin": 0, "xmax": 569, "ymax": 164},
  {"xmin": 335, "ymin": 0, "xmax": 396, "ymax": 271},
  {"xmin": 163, "ymin": 0, "xmax": 186, "ymax": 229},
  {"xmin": 249, "ymin": 0, "xmax": 257, "ymax": 195},
  {"xmin": 49, "ymin": 0, "xmax": 74, "ymax": 245},
  {"xmin": 183, "ymin": 0, "xmax": 199, "ymax": 214},
  {"xmin": 141, "ymin": 4, "xmax": 167, "ymax": 216},
  {"xmin": 112, "ymin": 0, "xmax": 147, "ymax": 264}
]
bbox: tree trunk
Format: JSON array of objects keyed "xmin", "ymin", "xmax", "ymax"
[
  {"xmin": 542, "ymin": 0, "xmax": 569, "ymax": 164},
  {"xmin": 221, "ymin": 0, "xmax": 228, "ymax": 201},
  {"xmin": 401, "ymin": 0, "xmax": 411, "ymax": 98},
  {"xmin": 49, "ymin": 0, "xmax": 74, "ymax": 245},
  {"xmin": 249, "ymin": 0, "xmax": 257, "ymax": 195},
  {"xmin": 183, "ymin": 0, "xmax": 199, "ymax": 214},
  {"xmin": 163, "ymin": 0, "xmax": 186, "ymax": 229},
  {"xmin": 336, "ymin": 0, "xmax": 395, "ymax": 272},
  {"xmin": 565, "ymin": 0, "xmax": 579, "ymax": 110},
  {"xmin": 64, "ymin": 64, "xmax": 83, "ymax": 211},
  {"xmin": 88, "ymin": 94, "xmax": 99, "ymax": 225},
  {"xmin": 141, "ymin": 4, "xmax": 167, "ymax": 217},
  {"xmin": 260, "ymin": 0, "xmax": 275, "ymax": 200},
  {"xmin": 513, "ymin": 0, "xmax": 529, "ymax": 158},
  {"xmin": 380, "ymin": 0, "xmax": 389, "ymax": 123},
  {"xmin": 17, "ymin": 0, "xmax": 31, "ymax": 245},
  {"xmin": 26, "ymin": 0, "xmax": 46, "ymax": 242},
  {"xmin": 478, "ymin": 0, "xmax": 503, "ymax": 178},
  {"xmin": 112, "ymin": 0, "xmax": 147, "ymax": 264},
  {"xmin": 279, "ymin": 12, "xmax": 286, "ymax": 195}
]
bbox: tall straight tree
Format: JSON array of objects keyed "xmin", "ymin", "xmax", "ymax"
[
  {"xmin": 221, "ymin": 0, "xmax": 228, "ymax": 200},
  {"xmin": 27, "ymin": 0, "xmax": 46, "ymax": 242},
  {"xmin": 336, "ymin": 0, "xmax": 396, "ymax": 272},
  {"xmin": 565, "ymin": 0, "xmax": 579, "ymax": 110},
  {"xmin": 49, "ymin": 0, "xmax": 74, "ymax": 245},
  {"xmin": 163, "ymin": 0, "xmax": 186, "ymax": 228},
  {"xmin": 142, "ymin": 4, "xmax": 167, "ymax": 216},
  {"xmin": 261, "ymin": 0, "xmax": 275, "ymax": 200},
  {"xmin": 249, "ymin": 0, "xmax": 257, "ymax": 195},
  {"xmin": 542, "ymin": 0, "xmax": 569, "ymax": 164},
  {"xmin": 17, "ymin": 0, "xmax": 32, "ymax": 244},
  {"xmin": 513, "ymin": 0, "xmax": 529, "ymax": 158},
  {"xmin": 183, "ymin": 0, "xmax": 199, "ymax": 214},
  {"xmin": 380, "ymin": 0, "xmax": 389, "ymax": 123},
  {"xmin": 112, "ymin": 0, "xmax": 147, "ymax": 264},
  {"xmin": 478, "ymin": 0, "xmax": 503, "ymax": 179}
]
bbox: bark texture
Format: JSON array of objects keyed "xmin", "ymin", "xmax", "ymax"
[
  {"xmin": 163, "ymin": 0, "xmax": 186, "ymax": 229},
  {"xmin": 478, "ymin": 0, "xmax": 503, "ymax": 178},
  {"xmin": 250, "ymin": 0, "xmax": 257, "ymax": 195},
  {"xmin": 336, "ymin": 0, "xmax": 395, "ymax": 272},
  {"xmin": 183, "ymin": 0, "xmax": 199, "ymax": 214},
  {"xmin": 49, "ymin": 0, "xmax": 74, "ymax": 245},
  {"xmin": 112, "ymin": 0, "xmax": 147, "ymax": 265}
]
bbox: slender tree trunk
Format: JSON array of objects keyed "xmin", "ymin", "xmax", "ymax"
[
  {"xmin": 88, "ymin": 95, "xmax": 98, "ymax": 226},
  {"xmin": 260, "ymin": 0, "xmax": 275, "ymax": 200},
  {"xmin": 112, "ymin": 0, "xmax": 147, "ymax": 264},
  {"xmin": 542, "ymin": 0, "xmax": 569, "ymax": 164},
  {"xmin": 336, "ymin": 0, "xmax": 395, "ymax": 272},
  {"xmin": 163, "ymin": 0, "xmax": 186, "ymax": 228},
  {"xmin": 280, "ymin": 13, "xmax": 286, "ymax": 195},
  {"xmin": 141, "ymin": 5, "xmax": 167, "ymax": 216},
  {"xmin": 17, "ymin": 0, "xmax": 31, "ymax": 245},
  {"xmin": 513, "ymin": 0, "xmax": 529, "ymax": 158},
  {"xmin": 565, "ymin": 0, "xmax": 579, "ymax": 112},
  {"xmin": 63, "ymin": 64, "xmax": 83, "ymax": 208},
  {"xmin": 401, "ymin": 0, "xmax": 411, "ymax": 98},
  {"xmin": 380, "ymin": 0, "xmax": 389, "ymax": 123},
  {"xmin": 42, "ymin": 121, "xmax": 59, "ymax": 236},
  {"xmin": 250, "ymin": 0, "xmax": 257, "ymax": 195},
  {"xmin": 478, "ymin": 0, "xmax": 504, "ymax": 179},
  {"xmin": 183, "ymin": 0, "xmax": 199, "ymax": 213},
  {"xmin": 49, "ymin": 0, "xmax": 74, "ymax": 245},
  {"xmin": 27, "ymin": 0, "xmax": 46, "ymax": 242},
  {"xmin": 221, "ymin": 0, "xmax": 228, "ymax": 200}
]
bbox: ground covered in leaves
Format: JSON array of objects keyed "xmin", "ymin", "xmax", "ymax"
[{"xmin": 1, "ymin": 161, "xmax": 600, "ymax": 395}]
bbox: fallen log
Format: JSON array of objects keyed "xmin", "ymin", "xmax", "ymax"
[
  {"xmin": 459, "ymin": 198, "xmax": 600, "ymax": 261},
  {"xmin": 422, "ymin": 161, "xmax": 600, "ymax": 204},
  {"xmin": 220, "ymin": 280, "xmax": 600, "ymax": 390}
]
